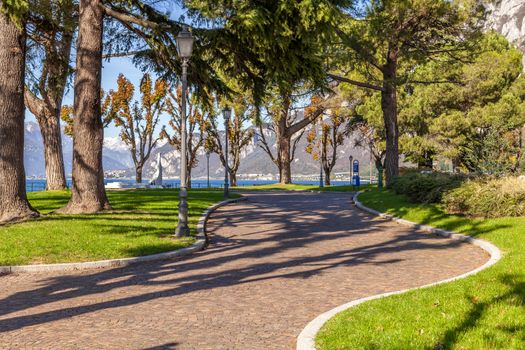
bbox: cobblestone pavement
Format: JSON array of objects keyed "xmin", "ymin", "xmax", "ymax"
[{"xmin": 0, "ymin": 192, "xmax": 489, "ymax": 350}]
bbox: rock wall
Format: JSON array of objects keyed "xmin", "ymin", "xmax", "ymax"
[{"xmin": 487, "ymin": 0, "xmax": 525, "ymax": 67}]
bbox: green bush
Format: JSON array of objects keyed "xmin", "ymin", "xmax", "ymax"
[
  {"xmin": 391, "ymin": 171, "xmax": 464, "ymax": 204},
  {"xmin": 443, "ymin": 176, "xmax": 525, "ymax": 218}
]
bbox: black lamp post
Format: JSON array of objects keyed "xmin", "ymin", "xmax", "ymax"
[
  {"xmin": 349, "ymin": 155, "xmax": 353, "ymax": 186},
  {"xmin": 174, "ymin": 26, "xmax": 194, "ymax": 238},
  {"xmin": 223, "ymin": 107, "xmax": 231, "ymax": 199},
  {"xmin": 319, "ymin": 129, "xmax": 324, "ymax": 188},
  {"xmin": 206, "ymin": 151, "xmax": 211, "ymax": 188}
]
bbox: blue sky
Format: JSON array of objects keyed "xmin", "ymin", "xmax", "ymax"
[
  {"xmin": 27, "ymin": 2, "xmax": 190, "ymax": 138},
  {"xmin": 25, "ymin": 56, "xmax": 154, "ymax": 138}
]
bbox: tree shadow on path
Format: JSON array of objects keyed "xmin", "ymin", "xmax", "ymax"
[{"xmin": 0, "ymin": 192, "xmax": 490, "ymax": 335}]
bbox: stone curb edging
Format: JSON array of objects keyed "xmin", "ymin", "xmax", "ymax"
[
  {"xmin": 0, "ymin": 196, "xmax": 248, "ymax": 274},
  {"xmin": 296, "ymin": 191, "xmax": 502, "ymax": 350}
]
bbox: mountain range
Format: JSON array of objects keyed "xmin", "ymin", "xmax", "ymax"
[{"xmin": 24, "ymin": 121, "xmax": 373, "ymax": 181}]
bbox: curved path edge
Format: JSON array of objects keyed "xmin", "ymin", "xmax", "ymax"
[
  {"xmin": 296, "ymin": 191, "xmax": 502, "ymax": 350},
  {"xmin": 0, "ymin": 196, "xmax": 247, "ymax": 274}
]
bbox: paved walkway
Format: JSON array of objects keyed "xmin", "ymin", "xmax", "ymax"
[{"xmin": 0, "ymin": 192, "xmax": 488, "ymax": 349}]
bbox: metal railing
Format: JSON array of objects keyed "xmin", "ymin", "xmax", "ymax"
[{"xmin": 26, "ymin": 178, "xmax": 376, "ymax": 193}]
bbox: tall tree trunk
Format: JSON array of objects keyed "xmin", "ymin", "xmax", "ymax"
[
  {"xmin": 276, "ymin": 110, "xmax": 292, "ymax": 184},
  {"xmin": 41, "ymin": 116, "xmax": 67, "ymax": 190},
  {"xmin": 0, "ymin": 12, "xmax": 39, "ymax": 223},
  {"xmin": 24, "ymin": 95, "xmax": 68, "ymax": 190},
  {"xmin": 185, "ymin": 165, "xmax": 192, "ymax": 189},
  {"xmin": 24, "ymin": 25, "xmax": 73, "ymax": 191},
  {"xmin": 278, "ymin": 135, "xmax": 292, "ymax": 184},
  {"xmin": 59, "ymin": 0, "xmax": 110, "ymax": 213},
  {"xmin": 324, "ymin": 170, "xmax": 331, "ymax": 186},
  {"xmin": 381, "ymin": 52, "xmax": 399, "ymax": 188},
  {"xmin": 375, "ymin": 158, "xmax": 384, "ymax": 189},
  {"xmin": 229, "ymin": 170, "xmax": 237, "ymax": 187},
  {"xmin": 135, "ymin": 164, "xmax": 143, "ymax": 183}
]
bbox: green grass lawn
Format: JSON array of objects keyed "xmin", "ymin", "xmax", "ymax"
[
  {"xmin": 0, "ymin": 189, "xmax": 237, "ymax": 266},
  {"xmin": 316, "ymin": 189, "xmax": 525, "ymax": 350},
  {"xmin": 233, "ymin": 183, "xmax": 372, "ymax": 192}
]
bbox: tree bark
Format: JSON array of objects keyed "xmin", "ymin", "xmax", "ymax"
[
  {"xmin": 0, "ymin": 11, "xmax": 39, "ymax": 223},
  {"xmin": 186, "ymin": 165, "xmax": 192, "ymax": 189},
  {"xmin": 59, "ymin": 0, "xmax": 110, "ymax": 213},
  {"xmin": 276, "ymin": 109, "xmax": 292, "ymax": 184},
  {"xmin": 278, "ymin": 134, "xmax": 292, "ymax": 184},
  {"xmin": 135, "ymin": 164, "xmax": 143, "ymax": 183},
  {"xmin": 324, "ymin": 172, "xmax": 331, "ymax": 186},
  {"xmin": 381, "ymin": 50, "xmax": 399, "ymax": 188},
  {"xmin": 43, "ymin": 120, "xmax": 66, "ymax": 190},
  {"xmin": 375, "ymin": 158, "xmax": 384, "ymax": 189},
  {"xmin": 24, "ymin": 18, "xmax": 73, "ymax": 191},
  {"xmin": 229, "ymin": 170, "xmax": 237, "ymax": 187}
]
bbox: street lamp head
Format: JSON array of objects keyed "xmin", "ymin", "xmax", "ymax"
[
  {"xmin": 349, "ymin": 155, "xmax": 353, "ymax": 162},
  {"xmin": 223, "ymin": 106, "xmax": 231, "ymax": 122},
  {"xmin": 176, "ymin": 26, "xmax": 194, "ymax": 59}
]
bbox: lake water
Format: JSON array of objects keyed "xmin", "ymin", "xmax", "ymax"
[{"xmin": 26, "ymin": 178, "xmax": 363, "ymax": 192}]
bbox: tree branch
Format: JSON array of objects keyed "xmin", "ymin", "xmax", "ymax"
[
  {"xmin": 328, "ymin": 73, "xmax": 384, "ymax": 92},
  {"xmin": 100, "ymin": 4, "xmax": 163, "ymax": 30}
]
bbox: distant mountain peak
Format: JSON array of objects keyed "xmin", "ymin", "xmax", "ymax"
[{"xmin": 24, "ymin": 122, "xmax": 371, "ymax": 180}]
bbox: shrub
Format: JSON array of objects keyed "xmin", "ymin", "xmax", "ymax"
[
  {"xmin": 391, "ymin": 171, "xmax": 465, "ymax": 204},
  {"xmin": 443, "ymin": 177, "xmax": 525, "ymax": 218}
]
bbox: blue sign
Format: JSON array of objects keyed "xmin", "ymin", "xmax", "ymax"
[
  {"xmin": 352, "ymin": 175, "xmax": 361, "ymax": 187},
  {"xmin": 353, "ymin": 160, "xmax": 360, "ymax": 174}
]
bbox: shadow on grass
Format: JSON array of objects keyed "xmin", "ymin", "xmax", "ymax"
[
  {"xmin": 434, "ymin": 273, "xmax": 525, "ymax": 350},
  {"xmin": 0, "ymin": 191, "xmax": 499, "ymax": 337},
  {"xmin": 360, "ymin": 190, "xmax": 511, "ymax": 238}
]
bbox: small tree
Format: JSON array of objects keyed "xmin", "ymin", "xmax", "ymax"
[
  {"xmin": 306, "ymin": 107, "xmax": 348, "ymax": 186},
  {"xmin": 258, "ymin": 92, "xmax": 326, "ymax": 183},
  {"xmin": 108, "ymin": 73, "xmax": 166, "ymax": 183},
  {"xmin": 160, "ymin": 86, "xmax": 208, "ymax": 188},
  {"xmin": 351, "ymin": 117, "xmax": 386, "ymax": 189},
  {"xmin": 345, "ymin": 90, "xmax": 387, "ymax": 188},
  {"xmin": 207, "ymin": 100, "xmax": 255, "ymax": 187}
]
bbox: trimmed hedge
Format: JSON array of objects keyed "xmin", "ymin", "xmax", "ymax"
[{"xmin": 391, "ymin": 172, "xmax": 465, "ymax": 204}]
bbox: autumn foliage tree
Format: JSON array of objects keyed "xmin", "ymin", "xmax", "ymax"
[
  {"xmin": 108, "ymin": 73, "xmax": 166, "ymax": 183},
  {"xmin": 207, "ymin": 99, "xmax": 255, "ymax": 187},
  {"xmin": 258, "ymin": 93, "xmax": 326, "ymax": 183},
  {"xmin": 160, "ymin": 86, "xmax": 208, "ymax": 188},
  {"xmin": 306, "ymin": 107, "xmax": 348, "ymax": 185}
]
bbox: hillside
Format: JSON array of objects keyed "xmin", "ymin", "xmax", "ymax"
[{"xmin": 23, "ymin": 121, "xmax": 372, "ymax": 181}]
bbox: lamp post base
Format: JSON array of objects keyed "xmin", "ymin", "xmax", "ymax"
[
  {"xmin": 175, "ymin": 187, "xmax": 190, "ymax": 237},
  {"xmin": 174, "ymin": 224, "xmax": 190, "ymax": 237}
]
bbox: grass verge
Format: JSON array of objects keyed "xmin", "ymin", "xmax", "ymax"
[
  {"xmin": 0, "ymin": 189, "xmax": 238, "ymax": 266},
  {"xmin": 316, "ymin": 189, "xmax": 524, "ymax": 350}
]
